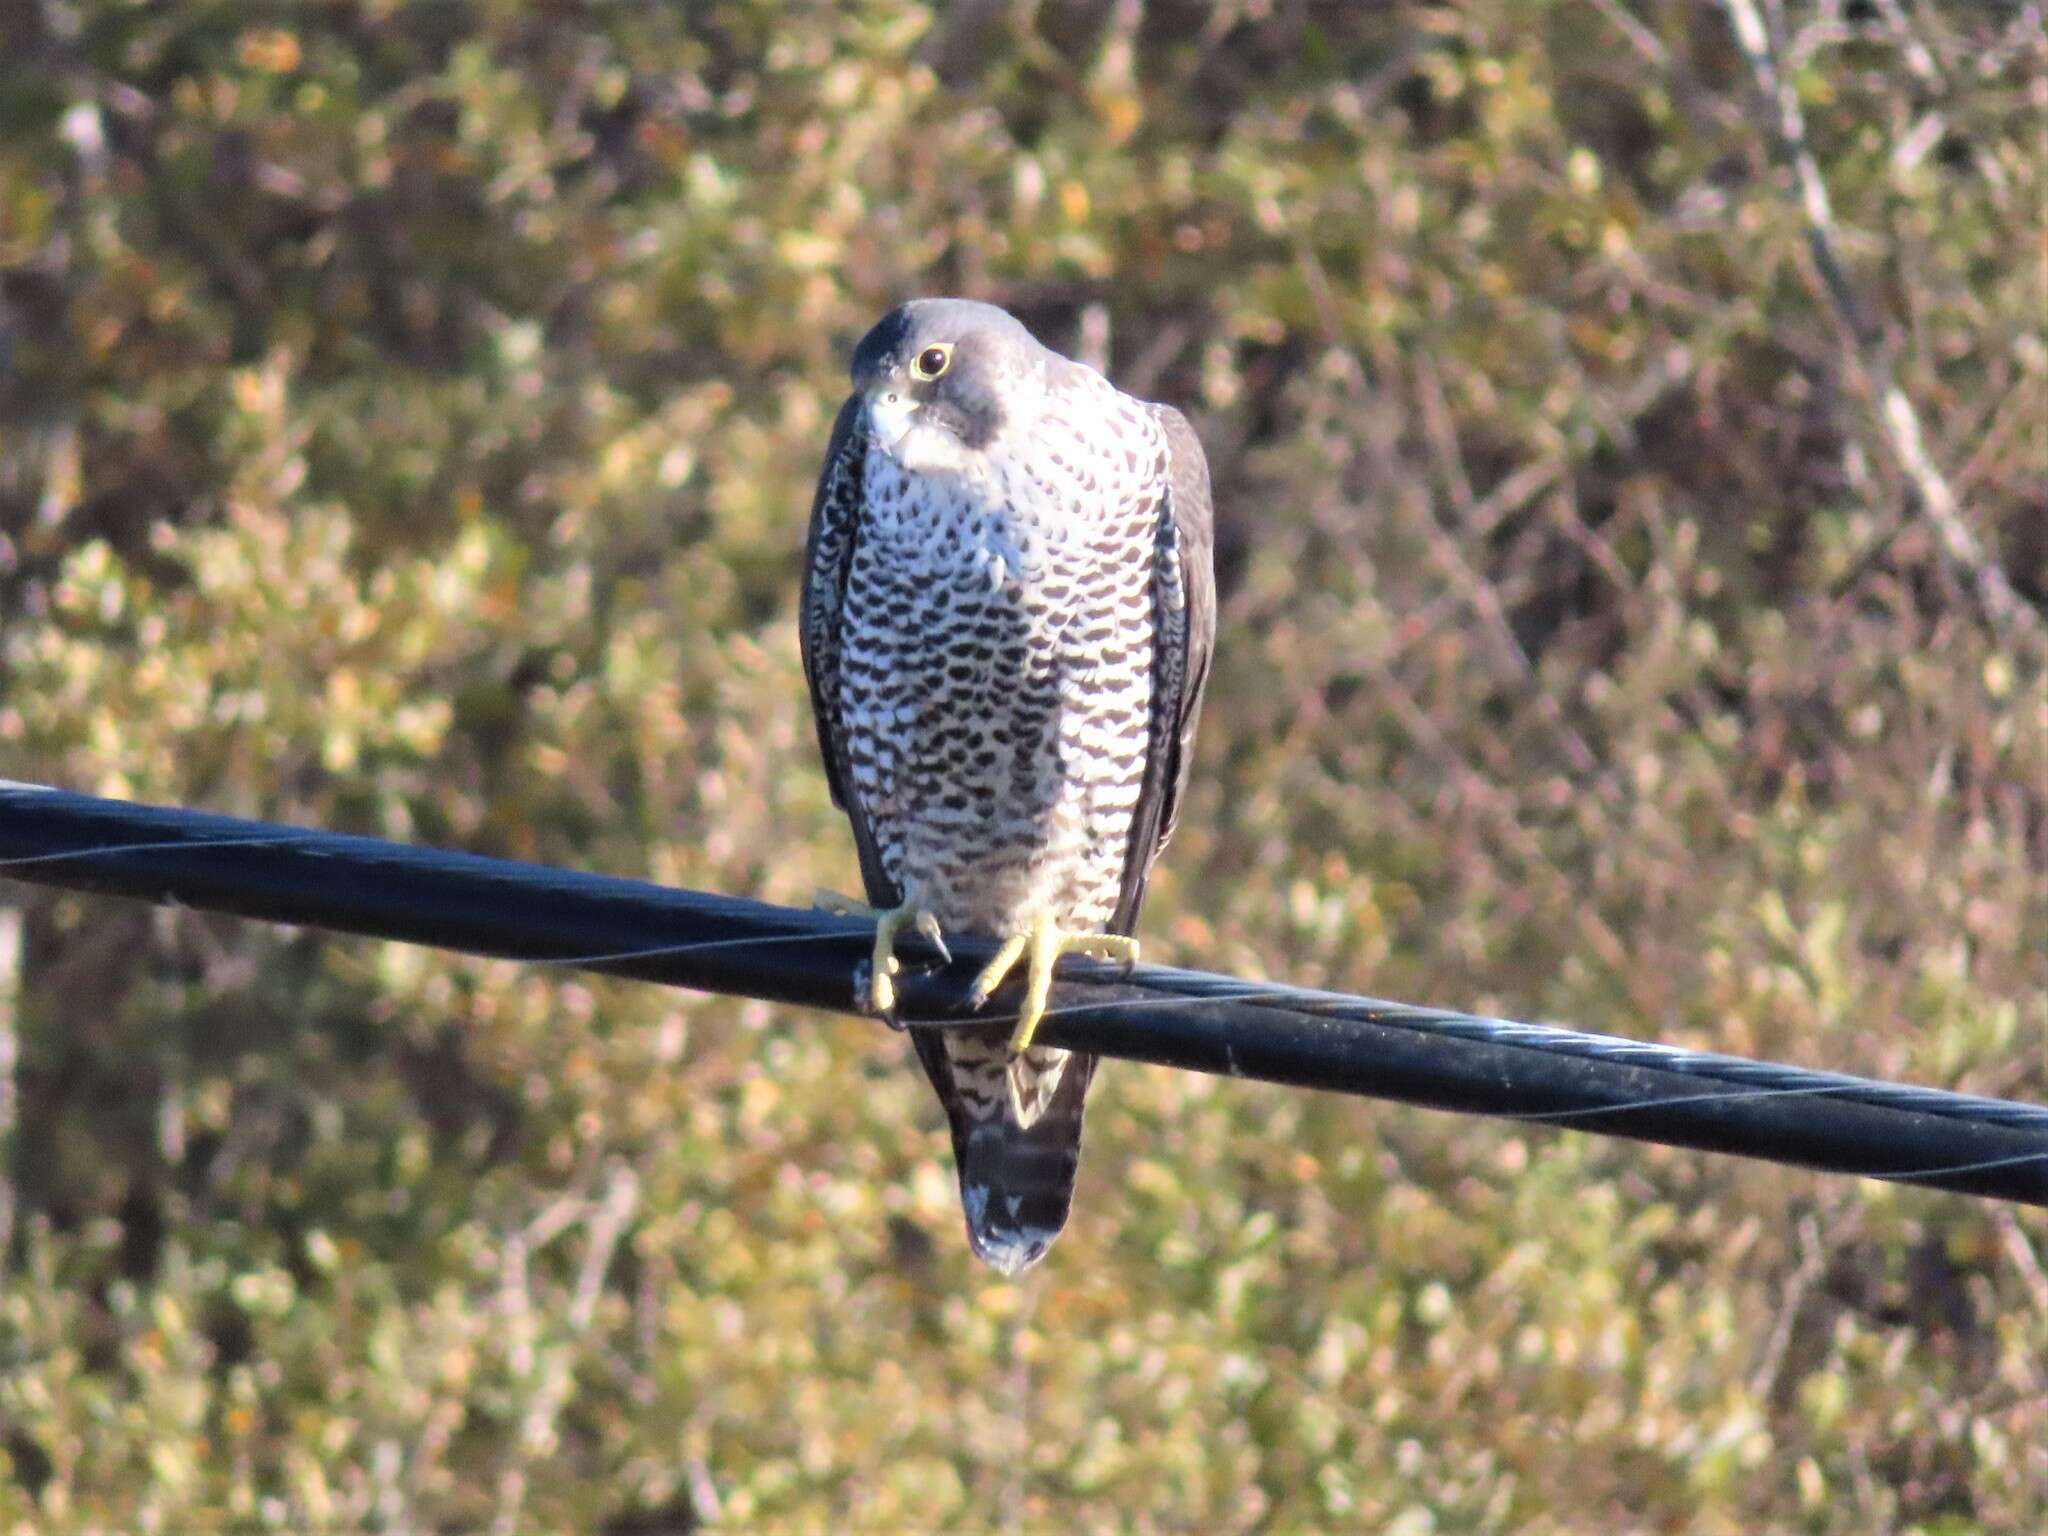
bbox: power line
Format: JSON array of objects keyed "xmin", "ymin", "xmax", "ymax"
[{"xmin": 2, "ymin": 780, "xmax": 2042, "ymax": 1206}]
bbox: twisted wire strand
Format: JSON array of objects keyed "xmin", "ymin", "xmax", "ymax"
[
  {"xmin": 1057, "ymin": 961, "xmax": 2048, "ymax": 1134},
  {"xmin": 2, "ymin": 781, "xmax": 2041, "ymax": 1204}
]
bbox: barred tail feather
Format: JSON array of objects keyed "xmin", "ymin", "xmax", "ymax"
[{"xmin": 910, "ymin": 1026, "xmax": 1097, "ymax": 1275}]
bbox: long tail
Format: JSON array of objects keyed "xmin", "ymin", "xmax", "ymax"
[{"xmin": 910, "ymin": 1025, "xmax": 1098, "ymax": 1274}]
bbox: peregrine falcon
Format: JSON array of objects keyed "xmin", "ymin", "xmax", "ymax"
[{"xmin": 802, "ymin": 298, "xmax": 1215, "ymax": 1273}]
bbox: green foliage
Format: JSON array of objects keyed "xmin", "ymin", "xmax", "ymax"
[{"xmin": 1, "ymin": 2, "xmax": 2041, "ymax": 1530}]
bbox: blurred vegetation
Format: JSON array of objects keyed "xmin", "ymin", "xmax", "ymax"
[{"xmin": 0, "ymin": 1, "xmax": 2043, "ymax": 1531}]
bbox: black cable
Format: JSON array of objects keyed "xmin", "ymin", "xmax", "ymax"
[{"xmin": 2, "ymin": 780, "xmax": 2042, "ymax": 1206}]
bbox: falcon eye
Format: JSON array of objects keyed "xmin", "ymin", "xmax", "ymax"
[{"xmin": 912, "ymin": 344, "xmax": 952, "ymax": 380}]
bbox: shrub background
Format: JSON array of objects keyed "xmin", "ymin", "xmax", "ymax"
[{"xmin": 1, "ymin": 3, "xmax": 2042, "ymax": 1531}]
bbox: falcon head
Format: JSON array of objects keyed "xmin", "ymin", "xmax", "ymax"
[{"xmin": 850, "ymin": 299, "xmax": 1047, "ymax": 476}]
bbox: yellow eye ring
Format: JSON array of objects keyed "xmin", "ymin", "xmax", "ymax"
[{"xmin": 912, "ymin": 344, "xmax": 952, "ymax": 380}]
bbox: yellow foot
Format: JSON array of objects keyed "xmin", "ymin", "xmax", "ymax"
[
  {"xmin": 859, "ymin": 900, "xmax": 949, "ymax": 1016},
  {"xmin": 810, "ymin": 892, "xmax": 951, "ymax": 1012},
  {"xmin": 966, "ymin": 912, "xmax": 1139, "ymax": 1054}
]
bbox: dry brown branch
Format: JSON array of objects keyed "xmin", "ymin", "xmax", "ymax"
[{"xmin": 1717, "ymin": 0, "xmax": 2044, "ymax": 653}]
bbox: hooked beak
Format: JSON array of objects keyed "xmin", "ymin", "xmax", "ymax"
[{"xmin": 865, "ymin": 384, "xmax": 916, "ymax": 451}]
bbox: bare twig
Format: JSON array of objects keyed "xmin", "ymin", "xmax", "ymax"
[
  {"xmin": 1716, "ymin": 0, "xmax": 2044, "ymax": 651},
  {"xmin": 490, "ymin": 1162, "xmax": 641, "ymax": 1536},
  {"xmin": 1871, "ymin": 0, "xmax": 1943, "ymax": 86},
  {"xmin": 571, "ymin": 1162, "xmax": 639, "ymax": 1331},
  {"xmin": 1586, "ymin": 0, "xmax": 1670, "ymax": 67},
  {"xmin": 1995, "ymin": 1206, "xmax": 2048, "ymax": 1318},
  {"xmin": 490, "ymin": 1227, "xmax": 541, "ymax": 1536},
  {"xmin": 684, "ymin": 1457, "xmax": 724, "ymax": 1525},
  {"xmin": 1749, "ymin": 1211, "xmax": 1831, "ymax": 1400}
]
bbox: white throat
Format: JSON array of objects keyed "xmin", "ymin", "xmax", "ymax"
[
  {"xmin": 868, "ymin": 393, "xmax": 982, "ymax": 478},
  {"xmin": 892, "ymin": 423, "xmax": 979, "ymax": 477}
]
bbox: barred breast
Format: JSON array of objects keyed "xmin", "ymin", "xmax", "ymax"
[{"xmin": 836, "ymin": 372, "xmax": 1166, "ymax": 942}]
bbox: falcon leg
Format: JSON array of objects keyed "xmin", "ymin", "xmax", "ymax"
[
  {"xmin": 966, "ymin": 911, "xmax": 1140, "ymax": 1055},
  {"xmin": 816, "ymin": 892, "xmax": 950, "ymax": 1015}
]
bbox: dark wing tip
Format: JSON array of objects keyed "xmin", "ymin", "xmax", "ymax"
[{"xmin": 1110, "ymin": 403, "xmax": 1218, "ymax": 935}]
